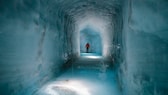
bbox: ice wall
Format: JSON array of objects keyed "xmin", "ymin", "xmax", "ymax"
[
  {"xmin": 120, "ymin": 0, "xmax": 168, "ymax": 95},
  {"xmin": 0, "ymin": 0, "xmax": 124, "ymax": 95},
  {"xmin": 0, "ymin": 0, "xmax": 77, "ymax": 95}
]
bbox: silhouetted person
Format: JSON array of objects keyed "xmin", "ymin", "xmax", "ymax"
[{"xmin": 85, "ymin": 43, "xmax": 90, "ymax": 53}]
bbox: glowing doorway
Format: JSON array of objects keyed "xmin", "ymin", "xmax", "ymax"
[{"xmin": 80, "ymin": 26, "xmax": 102, "ymax": 56}]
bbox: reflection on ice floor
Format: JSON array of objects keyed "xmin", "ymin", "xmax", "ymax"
[
  {"xmin": 36, "ymin": 53, "xmax": 121, "ymax": 95},
  {"xmin": 80, "ymin": 53, "xmax": 102, "ymax": 59}
]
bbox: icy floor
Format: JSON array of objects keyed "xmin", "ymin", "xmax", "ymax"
[{"xmin": 36, "ymin": 53, "xmax": 121, "ymax": 95}]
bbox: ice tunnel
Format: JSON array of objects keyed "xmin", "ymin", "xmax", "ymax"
[
  {"xmin": 0, "ymin": 0, "xmax": 168, "ymax": 95},
  {"xmin": 80, "ymin": 26, "xmax": 102, "ymax": 54}
]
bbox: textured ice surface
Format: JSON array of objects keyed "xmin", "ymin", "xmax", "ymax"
[
  {"xmin": 0, "ymin": 0, "xmax": 77, "ymax": 94},
  {"xmin": 36, "ymin": 54, "xmax": 121, "ymax": 95},
  {"xmin": 0, "ymin": 0, "xmax": 122, "ymax": 94},
  {"xmin": 119, "ymin": 0, "xmax": 168, "ymax": 95},
  {"xmin": 1, "ymin": 0, "xmax": 167, "ymax": 95}
]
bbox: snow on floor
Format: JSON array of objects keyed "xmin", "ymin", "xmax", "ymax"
[{"xmin": 36, "ymin": 53, "xmax": 121, "ymax": 95}]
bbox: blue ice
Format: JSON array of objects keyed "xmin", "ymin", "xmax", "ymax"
[{"xmin": 36, "ymin": 53, "xmax": 121, "ymax": 95}]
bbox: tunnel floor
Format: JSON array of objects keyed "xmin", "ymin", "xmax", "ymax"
[{"xmin": 36, "ymin": 53, "xmax": 121, "ymax": 95}]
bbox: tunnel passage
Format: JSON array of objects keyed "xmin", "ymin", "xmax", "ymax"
[
  {"xmin": 0, "ymin": 0, "xmax": 123, "ymax": 95},
  {"xmin": 0, "ymin": 0, "xmax": 168, "ymax": 95},
  {"xmin": 80, "ymin": 26, "xmax": 102, "ymax": 54}
]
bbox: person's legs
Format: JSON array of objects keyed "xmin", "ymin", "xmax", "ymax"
[{"xmin": 86, "ymin": 47, "xmax": 88, "ymax": 53}]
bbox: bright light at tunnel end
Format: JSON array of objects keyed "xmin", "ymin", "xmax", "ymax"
[
  {"xmin": 82, "ymin": 56, "xmax": 102, "ymax": 59},
  {"xmin": 76, "ymin": 13, "xmax": 112, "ymax": 56},
  {"xmin": 80, "ymin": 53, "xmax": 103, "ymax": 59}
]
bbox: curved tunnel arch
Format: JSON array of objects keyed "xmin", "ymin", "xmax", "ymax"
[
  {"xmin": 0, "ymin": 0, "xmax": 123, "ymax": 94},
  {"xmin": 1, "ymin": 0, "xmax": 168, "ymax": 95}
]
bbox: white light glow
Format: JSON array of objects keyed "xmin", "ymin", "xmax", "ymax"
[
  {"xmin": 82, "ymin": 56, "xmax": 102, "ymax": 59},
  {"xmin": 75, "ymin": 12, "xmax": 113, "ymax": 56},
  {"xmin": 42, "ymin": 80, "xmax": 90, "ymax": 95}
]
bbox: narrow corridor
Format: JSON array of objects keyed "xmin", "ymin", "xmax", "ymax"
[
  {"xmin": 0, "ymin": 0, "xmax": 168, "ymax": 95},
  {"xmin": 36, "ymin": 53, "xmax": 121, "ymax": 95}
]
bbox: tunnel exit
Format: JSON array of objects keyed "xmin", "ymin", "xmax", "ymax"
[{"xmin": 80, "ymin": 26, "xmax": 102, "ymax": 56}]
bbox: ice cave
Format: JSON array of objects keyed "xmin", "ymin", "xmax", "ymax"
[{"xmin": 0, "ymin": 0, "xmax": 168, "ymax": 95}]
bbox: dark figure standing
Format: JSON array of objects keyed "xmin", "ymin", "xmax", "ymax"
[{"xmin": 85, "ymin": 43, "xmax": 90, "ymax": 53}]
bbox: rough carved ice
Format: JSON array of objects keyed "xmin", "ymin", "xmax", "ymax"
[{"xmin": 0, "ymin": 0, "xmax": 168, "ymax": 95}]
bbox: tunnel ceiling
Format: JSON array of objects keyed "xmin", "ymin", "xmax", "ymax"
[
  {"xmin": 43, "ymin": 0, "xmax": 123, "ymax": 56},
  {"xmin": 59, "ymin": 0, "xmax": 122, "ymax": 18},
  {"xmin": 45, "ymin": 0, "xmax": 123, "ymax": 24},
  {"xmin": 55, "ymin": 0, "xmax": 122, "ymax": 15}
]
